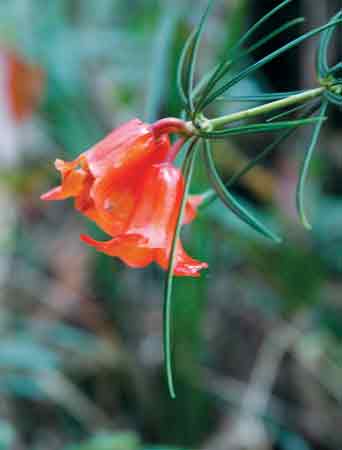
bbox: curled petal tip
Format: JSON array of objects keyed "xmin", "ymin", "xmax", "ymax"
[
  {"xmin": 80, "ymin": 233, "xmax": 148, "ymax": 251},
  {"xmin": 173, "ymin": 260, "xmax": 208, "ymax": 277},
  {"xmin": 80, "ymin": 233, "xmax": 101, "ymax": 247},
  {"xmin": 40, "ymin": 187, "xmax": 63, "ymax": 201}
]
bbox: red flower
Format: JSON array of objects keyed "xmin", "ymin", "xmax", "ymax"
[
  {"xmin": 3, "ymin": 48, "xmax": 44, "ymax": 122},
  {"xmin": 80, "ymin": 163, "xmax": 207, "ymax": 276},
  {"xmin": 41, "ymin": 119, "xmax": 208, "ymax": 276}
]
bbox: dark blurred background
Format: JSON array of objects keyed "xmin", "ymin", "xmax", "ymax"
[{"xmin": 0, "ymin": 0, "xmax": 341, "ymax": 449}]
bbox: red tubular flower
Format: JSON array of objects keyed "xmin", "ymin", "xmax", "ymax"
[
  {"xmin": 42, "ymin": 119, "xmax": 169, "ymax": 235},
  {"xmin": 41, "ymin": 119, "xmax": 208, "ymax": 276},
  {"xmin": 80, "ymin": 163, "xmax": 208, "ymax": 276}
]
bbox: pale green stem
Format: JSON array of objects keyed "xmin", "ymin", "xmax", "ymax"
[{"xmin": 185, "ymin": 86, "xmax": 325, "ymax": 133}]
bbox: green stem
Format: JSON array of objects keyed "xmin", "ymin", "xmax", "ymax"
[{"xmin": 186, "ymin": 87, "xmax": 325, "ymax": 133}]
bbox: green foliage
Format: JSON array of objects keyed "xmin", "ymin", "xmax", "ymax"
[
  {"xmin": 0, "ymin": 0, "xmax": 341, "ymax": 449},
  {"xmin": 199, "ymin": 18, "xmax": 342, "ymax": 108},
  {"xmin": 67, "ymin": 432, "xmax": 141, "ymax": 450},
  {"xmin": 296, "ymin": 101, "xmax": 328, "ymax": 229},
  {"xmin": 0, "ymin": 421, "xmax": 15, "ymax": 450},
  {"xmin": 164, "ymin": 139, "xmax": 199, "ymax": 398},
  {"xmin": 202, "ymin": 140, "xmax": 281, "ymax": 242},
  {"xmin": 66, "ymin": 431, "xmax": 190, "ymax": 450}
]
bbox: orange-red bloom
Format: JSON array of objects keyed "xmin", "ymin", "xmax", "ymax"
[
  {"xmin": 3, "ymin": 48, "xmax": 44, "ymax": 122},
  {"xmin": 41, "ymin": 119, "xmax": 208, "ymax": 276}
]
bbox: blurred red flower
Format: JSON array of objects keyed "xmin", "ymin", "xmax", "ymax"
[
  {"xmin": 41, "ymin": 119, "xmax": 207, "ymax": 276},
  {"xmin": 4, "ymin": 48, "xmax": 44, "ymax": 122}
]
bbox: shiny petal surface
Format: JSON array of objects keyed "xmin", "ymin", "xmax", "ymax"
[
  {"xmin": 80, "ymin": 233, "xmax": 152, "ymax": 268},
  {"xmin": 85, "ymin": 119, "xmax": 168, "ymax": 178},
  {"xmin": 124, "ymin": 163, "xmax": 207, "ymax": 276}
]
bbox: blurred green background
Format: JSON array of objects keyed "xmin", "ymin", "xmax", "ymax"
[{"xmin": 0, "ymin": 0, "xmax": 341, "ymax": 449}]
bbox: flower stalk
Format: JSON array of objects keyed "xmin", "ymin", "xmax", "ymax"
[{"xmin": 185, "ymin": 86, "xmax": 326, "ymax": 135}]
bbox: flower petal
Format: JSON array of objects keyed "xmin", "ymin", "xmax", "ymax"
[
  {"xmin": 85, "ymin": 119, "xmax": 165, "ymax": 178},
  {"xmin": 7, "ymin": 49, "xmax": 44, "ymax": 122},
  {"xmin": 80, "ymin": 233, "xmax": 153, "ymax": 268},
  {"xmin": 184, "ymin": 194, "xmax": 204, "ymax": 225},
  {"xmin": 127, "ymin": 163, "xmax": 183, "ymax": 249},
  {"xmin": 156, "ymin": 240, "xmax": 208, "ymax": 277},
  {"xmin": 40, "ymin": 158, "xmax": 89, "ymax": 201},
  {"xmin": 123, "ymin": 163, "xmax": 208, "ymax": 276}
]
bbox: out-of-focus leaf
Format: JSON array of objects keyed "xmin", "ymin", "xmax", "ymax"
[
  {"xmin": 0, "ymin": 420, "xmax": 15, "ymax": 450},
  {"xmin": 144, "ymin": 5, "xmax": 180, "ymax": 122},
  {"xmin": 67, "ymin": 431, "xmax": 140, "ymax": 450},
  {"xmin": 314, "ymin": 197, "xmax": 342, "ymax": 273},
  {"xmin": 0, "ymin": 339, "xmax": 59, "ymax": 371},
  {"xmin": 143, "ymin": 447, "xmax": 189, "ymax": 450},
  {"xmin": 0, "ymin": 375, "xmax": 43, "ymax": 399}
]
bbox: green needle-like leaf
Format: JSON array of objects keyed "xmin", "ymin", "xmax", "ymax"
[
  {"xmin": 195, "ymin": 0, "xmax": 295, "ymax": 111},
  {"xmin": 201, "ymin": 102, "xmax": 321, "ymax": 208},
  {"xmin": 177, "ymin": 0, "xmax": 214, "ymax": 111},
  {"xmin": 296, "ymin": 101, "xmax": 328, "ymax": 229},
  {"xmin": 199, "ymin": 117, "xmax": 325, "ymax": 139},
  {"xmin": 177, "ymin": 28, "xmax": 197, "ymax": 107},
  {"xmin": 231, "ymin": 0, "xmax": 294, "ymax": 53},
  {"xmin": 217, "ymin": 91, "xmax": 305, "ymax": 102},
  {"xmin": 187, "ymin": 0, "xmax": 214, "ymax": 111},
  {"xmin": 195, "ymin": 16, "xmax": 304, "ymax": 110},
  {"xmin": 163, "ymin": 139, "xmax": 199, "ymax": 399},
  {"xmin": 202, "ymin": 18, "xmax": 342, "ymax": 108},
  {"xmin": 317, "ymin": 10, "xmax": 342, "ymax": 77},
  {"xmin": 239, "ymin": 17, "xmax": 305, "ymax": 62},
  {"xmin": 324, "ymin": 90, "xmax": 342, "ymax": 107},
  {"xmin": 266, "ymin": 101, "xmax": 317, "ymax": 122},
  {"xmin": 202, "ymin": 140, "xmax": 281, "ymax": 242}
]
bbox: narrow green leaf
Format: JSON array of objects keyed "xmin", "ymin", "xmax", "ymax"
[
  {"xmin": 194, "ymin": 0, "xmax": 295, "ymax": 111},
  {"xmin": 177, "ymin": 1, "xmax": 214, "ymax": 110},
  {"xmin": 317, "ymin": 11, "xmax": 342, "ymax": 77},
  {"xmin": 164, "ymin": 139, "xmax": 199, "ymax": 399},
  {"xmin": 177, "ymin": 28, "xmax": 197, "ymax": 107},
  {"xmin": 330, "ymin": 61, "xmax": 342, "ymax": 74},
  {"xmin": 192, "ymin": 64, "xmax": 221, "ymax": 101},
  {"xmin": 217, "ymin": 91, "xmax": 305, "ymax": 102},
  {"xmin": 266, "ymin": 100, "xmax": 317, "ymax": 122},
  {"xmin": 324, "ymin": 90, "xmax": 342, "ymax": 106},
  {"xmin": 199, "ymin": 117, "xmax": 325, "ymax": 139},
  {"xmin": 227, "ymin": 129, "xmax": 300, "ymax": 185},
  {"xmin": 202, "ymin": 18, "xmax": 342, "ymax": 107},
  {"xmin": 202, "ymin": 140, "xmax": 281, "ymax": 242},
  {"xmin": 231, "ymin": 0, "xmax": 294, "ymax": 53},
  {"xmin": 239, "ymin": 17, "xmax": 305, "ymax": 62},
  {"xmin": 201, "ymin": 103, "xmax": 321, "ymax": 208},
  {"xmin": 296, "ymin": 101, "xmax": 328, "ymax": 229},
  {"xmin": 194, "ymin": 60, "xmax": 232, "ymax": 114},
  {"xmin": 187, "ymin": 0, "xmax": 214, "ymax": 111},
  {"xmin": 194, "ymin": 16, "xmax": 303, "ymax": 111}
]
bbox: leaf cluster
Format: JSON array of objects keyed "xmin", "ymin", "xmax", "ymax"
[{"xmin": 163, "ymin": 0, "xmax": 342, "ymax": 398}]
